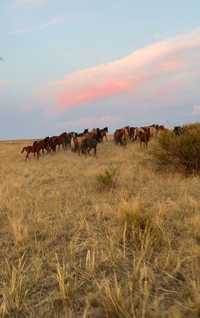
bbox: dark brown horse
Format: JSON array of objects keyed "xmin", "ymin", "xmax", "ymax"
[
  {"xmin": 71, "ymin": 132, "xmax": 98, "ymax": 156},
  {"xmin": 47, "ymin": 133, "xmax": 72, "ymax": 152},
  {"xmin": 114, "ymin": 128, "xmax": 129, "ymax": 145},
  {"xmin": 129, "ymin": 127, "xmax": 137, "ymax": 141},
  {"xmin": 58, "ymin": 132, "xmax": 72, "ymax": 150},
  {"xmin": 136, "ymin": 128, "xmax": 150, "ymax": 148},
  {"xmin": 99, "ymin": 127, "xmax": 108, "ymax": 141},
  {"xmin": 32, "ymin": 140, "xmax": 49, "ymax": 155},
  {"xmin": 21, "ymin": 143, "xmax": 42, "ymax": 160}
]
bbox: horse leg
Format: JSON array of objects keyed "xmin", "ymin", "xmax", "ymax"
[
  {"xmin": 83, "ymin": 147, "xmax": 87, "ymax": 156},
  {"xmin": 63, "ymin": 143, "xmax": 67, "ymax": 151}
]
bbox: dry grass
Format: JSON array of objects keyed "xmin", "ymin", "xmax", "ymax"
[{"xmin": 0, "ymin": 139, "xmax": 200, "ymax": 317}]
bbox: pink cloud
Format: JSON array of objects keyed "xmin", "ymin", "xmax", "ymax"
[
  {"xmin": 49, "ymin": 29, "xmax": 200, "ymax": 111},
  {"xmin": 159, "ymin": 58, "xmax": 186, "ymax": 71},
  {"xmin": 57, "ymin": 78, "xmax": 143, "ymax": 110}
]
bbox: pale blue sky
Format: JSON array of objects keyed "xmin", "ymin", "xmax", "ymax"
[{"xmin": 0, "ymin": 0, "xmax": 200, "ymax": 138}]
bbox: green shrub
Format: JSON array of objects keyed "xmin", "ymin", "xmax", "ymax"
[
  {"xmin": 151, "ymin": 123, "xmax": 200, "ymax": 173},
  {"xmin": 96, "ymin": 165, "xmax": 119, "ymax": 191}
]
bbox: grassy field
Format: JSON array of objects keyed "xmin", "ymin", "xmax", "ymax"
[{"xmin": 0, "ymin": 139, "xmax": 200, "ymax": 317}]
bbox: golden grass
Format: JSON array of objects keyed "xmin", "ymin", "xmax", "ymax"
[{"xmin": 0, "ymin": 140, "xmax": 200, "ymax": 317}]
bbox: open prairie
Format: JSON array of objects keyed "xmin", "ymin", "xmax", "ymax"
[{"xmin": 0, "ymin": 139, "xmax": 200, "ymax": 317}]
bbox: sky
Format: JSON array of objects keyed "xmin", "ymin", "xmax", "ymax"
[{"xmin": 0, "ymin": 0, "xmax": 200, "ymax": 139}]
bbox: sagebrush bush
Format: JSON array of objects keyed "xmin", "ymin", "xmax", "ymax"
[
  {"xmin": 151, "ymin": 123, "xmax": 200, "ymax": 173},
  {"xmin": 96, "ymin": 165, "xmax": 119, "ymax": 191}
]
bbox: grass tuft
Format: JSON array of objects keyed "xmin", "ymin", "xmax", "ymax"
[
  {"xmin": 0, "ymin": 255, "xmax": 29, "ymax": 318},
  {"xmin": 96, "ymin": 164, "xmax": 120, "ymax": 191}
]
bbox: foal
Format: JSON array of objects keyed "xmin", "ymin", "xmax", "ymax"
[{"xmin": 21, "ymin": 144, "xmax": 41, "ymax": 160}]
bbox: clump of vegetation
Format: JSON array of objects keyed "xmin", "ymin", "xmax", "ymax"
[
  {"xmin": 151, "ymin": 123, "xmax": 200, "ymax": 173},
  {"xmin": 0, "ymin": 255, "xmax": 29, "ymax": 318},
  {"xmin": 118, "ymin": 200, "xmax": 167, "ymax": 251},
  {"xmin": 53, "ymin": 254, "xmax": 77, "ymax": 317},
  {"xmin": 118, "ymin": 200, "xmax": 150, "ymax": 231},
  {"xmin": 96, "ymin": 165, "xmax": 120, "ymax": 191},
  {"xmin": 96, "ymin": 274, "xmax": 132, "ymax": 318}
]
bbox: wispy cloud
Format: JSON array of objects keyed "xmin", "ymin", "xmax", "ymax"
[
  {"xmin": 192, "ymin": 105, "xmax": 200, "ymax": 116},
  {"xmin": 52, "ymin": 28, "xmax": 200, "ymax": 111},
  {"xmin": 14, "ymin": 0, "xmax": 48, "ymax": 7},
  {"xmin": 10, "ymin": 16, "xmax": 65, "ymax": 35},
  {"xmin": 0, "ymin": 57, "xmax": 4, "ymax": 62}
]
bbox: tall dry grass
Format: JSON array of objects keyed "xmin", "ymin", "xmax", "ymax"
[{"xmin": 0, "ymin": 139, "xmax": 200, "ymax": 317}]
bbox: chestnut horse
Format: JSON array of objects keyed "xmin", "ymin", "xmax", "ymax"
[{"xmin": 21, "ymin": 142, "xmax": 43, "ymax": 160}]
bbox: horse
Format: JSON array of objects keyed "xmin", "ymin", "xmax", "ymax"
[{"xmin": 21, "ymin": 144, "xmax": 42, "ymax": 160}]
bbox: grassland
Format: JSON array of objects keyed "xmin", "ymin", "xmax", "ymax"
[{"xmin": 0, "ymin": 139, "xmax": 200, "ymax": 317}]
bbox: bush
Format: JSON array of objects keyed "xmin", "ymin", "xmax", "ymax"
[
  {"xmin": 96, "ymin": 165, "xmax": 119, "ymax": 191},
  {"xmin": 151, "ymin": 123, "xmax": 200, "ymax": 173}
]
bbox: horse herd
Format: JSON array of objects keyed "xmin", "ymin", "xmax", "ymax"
[
  {"xmin": 21, "ymin": 124, "xmax": 181, "ymax": 160},
  {"xmin": 114, "ymin": 124, "xmax": 166, "ymax": 147},
  {"xmin": 21, "ymin": 127, "xmax": 108, "ymax": 160}
]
